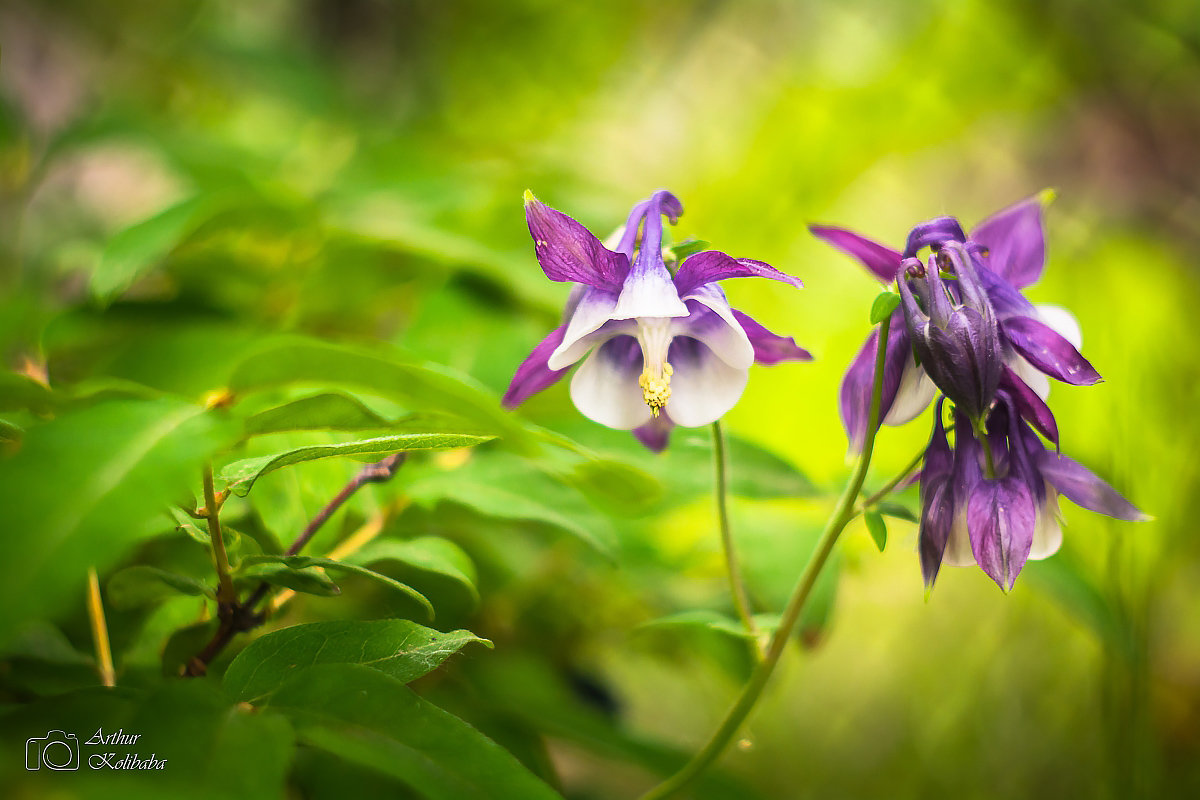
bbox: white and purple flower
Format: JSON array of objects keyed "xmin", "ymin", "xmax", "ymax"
[{"xmin": 503, "ymin": 190, "xmax": 810, "ymax": 450}]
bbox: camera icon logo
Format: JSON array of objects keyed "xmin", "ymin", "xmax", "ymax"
[{"xmin": 25, "ymin": 730, "xmax": 80, "ymax": 771}]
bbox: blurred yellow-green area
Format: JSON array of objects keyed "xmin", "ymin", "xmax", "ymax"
[{"xmin": 2, "ymin": 1, "xmax": 1199, "ymax": 798}]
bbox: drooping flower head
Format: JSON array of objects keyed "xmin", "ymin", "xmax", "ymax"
[{"xmin": 505, "ymin": 190, "xmax": 810, "ymax": 450}]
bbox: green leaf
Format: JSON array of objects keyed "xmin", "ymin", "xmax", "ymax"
[
  {"xmin": 91, "ymin": 195, "xmax": 215, "ymax": 304},
  {"xmin": 0, "ymin": 398, "xmax": 234, "ymax": 648},
  {"xmin": 224, "ymin": 619, "xmax": 492, "ymax": 702},
  {"xmin": 565, "ymin": 457, "xmax": 662, "ymax": 516},
  {"xmin": 242, "ymin": 392, "xmax": 390, "ymax": 435},
  {"xmin": 265, "ymin": 664, "xmax": 562, "ymax": 800},
  {"xmin": 227, "ymin": 339, "xmax": 527, "ymax": 443},
  {"xmin": 239, "ymin": 555, "xmax": 434, "ymax": 619},
  {"xmin": 350, "ymin": 537, "xmax": 479, "ymax": 604},
  {"xmin": 236, "ymin": 562, "xmax": 341, "ymax": 596},
  {"xmin": 106, "ymin": 565, "xmax": 215, "ymax": 609},
  {"xmin": 219, "ymin": 431, "xmax": 494, "ymax": 496},
  {"xmin": 636, "ymin": 609, "xmax": 781, "ymax": 641},
  {"xmin": 870, "ymin": 290, "xmax": 901, "ymax": 324},
  {"xmin": 0, "ymin": 418, "xmax": 21, "ymax": 443},
  {"xmin": 874, "ymin": 500, "xmax": 918, "ymax": 523},
  {"xmin": 0, "ymin": 371, "xmax": 55, "ymax": 414},
  {"xmin": 864, "ymin": 510, "xmax": 887, "ymax": 551}
]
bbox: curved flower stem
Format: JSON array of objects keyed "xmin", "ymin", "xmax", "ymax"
[
  {"xmin": 639, "ymin": 315, "xmax": 893, "ymax": 800},
  {"xmin": 711, "ymin": 420, "xmax": 765, "ymax": 660}
]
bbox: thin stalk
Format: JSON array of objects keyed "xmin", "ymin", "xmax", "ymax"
[
  {"xmin": 639, "ymin": 315, "xmax": 893, "ymax": 800},
  {"xmin": 711, "ymin": 420, "xmax": 764, "ymax": 658},
  {"xmin": 86, "ymin": 568, "xmax": 115, "ymax": 687},
  {"xmin": 202, "ymin": 463, "xmax": 236, "ymax": 606},
  {"xmin": 972, "ymin": 417, "xmax": 996, "ymax": 479}
]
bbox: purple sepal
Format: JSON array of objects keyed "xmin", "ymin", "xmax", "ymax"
[
  {"xmin": 502, "ymin": 324, "xmax": 570, "ymax": 409},
  {"xmin": 808, "ymin": 225, "xmax": 903, "ymax": 283},
  {"xmin": 968, "ymin": 475, "xmax": 1037, "ymax": 591},
  {"xmin": 525, "ymin": 194, "xmax": 631, "ymax": 292},
  {"xmin": 902, "ymin": 216, "xmax": 966, "ymax": 258},
  {"xmin": 919, "ymin": 398, "xmax": 955, "ymax": 588},
  {"xmin": 1001, "ymin": 315, "xmax": 1102, "ymax": 386},
  {"xmin": 970, "ymin": 195, "xmax": 1046, "ymax": 289},
  {"xmin": 731, "ymin": 309, "xmax": 813, "ymax": 365},
  {"xmin": 840, "ymin": 310, "xmax": 910, "ymax": 453},
  {"xmin": 1036, "ymin": 452, "xmax": 1147, "ymax": 521},
  {"xmin": 633, "ymin": 412, "xmax": 674, "ymax": 453},
  {"xmin": 998, "ymin": 365, "xmax": 1059, "ymax": 446},
  {"xmin": 672, "ymin": 251, "xmax": 803, "ymax": 298}
]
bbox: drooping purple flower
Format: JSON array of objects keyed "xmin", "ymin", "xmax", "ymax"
[
  {"xmin": 504, "ymin": 190, "xmax": 810, "ymax": 450},
  {"xmin": 811, "ymin": 195, "xmax": 1101, "ymax": 451},
  {"xmin": 925, "ymin": 392, "xmax": 1146, "ymax": 591}
]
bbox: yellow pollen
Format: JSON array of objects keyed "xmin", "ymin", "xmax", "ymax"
[{"xmin": 639, "ymin": 362, "xmax": 673, "ymax": 417}]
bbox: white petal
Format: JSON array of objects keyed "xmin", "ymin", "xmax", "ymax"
[
  {"xmin": 611, "ymin": 264, "xmax": 689, "ymax": 321},
  {"xmin": 883, "ymin": 356, "xmax": 936, "ymax": 426},
  {"xmin": 1029, "ymin": 485, "xmax": 1064, "ymax": 560},
  {"xmin": 1034, "ymin": 304, "xmax": 1083, "ymax": 350},
  {"xmin": 942, "ymin": 504, "xmax": 976, "ymax": 567},
  {"xmin": 674, "ymin": 286, "xmax": 753, "ymax": 369},
  {"xmin": 549, "ymin": 288, "xmax": 625, "ymax": 370},
  {"xmin": 665, "ymin": 340, "xmax": 749, "ymax": 427},
  {"xmin": 1007, "ymin": 353, "xmax": 1051, "ymax": 400},
  {"xmin": 569, "ymin": 340, "xmax": 652, "ymax": 429}
]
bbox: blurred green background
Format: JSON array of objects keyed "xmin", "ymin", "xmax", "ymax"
[{"xmin": 2, "ymin": 1, "xmax": 1199, "ymax": 798}]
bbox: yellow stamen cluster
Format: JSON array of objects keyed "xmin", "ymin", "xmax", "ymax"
[{"xmin": 639, "ymin": 363, "xmax": 673, "ymax": 417}]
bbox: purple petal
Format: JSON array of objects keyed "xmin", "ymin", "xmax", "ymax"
[
  {"xmin": 840, "ymin": 311, "xmax": 910, "ymax": 453},
  {"xmin": 998, "ymin": 365, "xmax": 1058, "ymax": 446},
  {"xmin": 968, "ymin": 477, "xmax": 1038, "ymax": 591},
  {"xmin": 633, "ymin": 412, "xmax": 674, "ymax": 452},
  {"xmin": 569, "ymin": 335, "xmax": 651, "ymax": 429},
  {"xmin": 1036, "ymin": 452, "xmax": 1148, "ymax": 521},
  {"xmin": 525, "ymin": 192, "xmax": 630, "ymax": 292},
  {"xmin": 731, "ymin": 309, "xmax": 812, "ymax": 365},
  {"xmin": 809, "ymin": 225, "xmax": 903, "ymax": 283},
  {"xmin": 970, "ymin": 195, "xmax": 1047, "ymax": 289},
  {"xmin": 902, "ymin": 216, "xmax": 966, "ymax": 258},
  {"xmin": 502, "ymin": 324, "xmax": 570, "ymax": 409},
  {"xmin": 1002, "ymin": 315, "xmax": 1102, "ymax": 386},
  {"xmin": 919, "ymin": 399, "xmax": 955, "ymax": 588},
  {"xmin": 664, "ymin": 337, "xmax": 749, "ymax": 427},
  {"xmin": 675, "ymin": 286, "xmax": 754, "ymax": 369},
  {"xmin": 672, "ymin": 251, "xmax": 803, "ymax": 299},
  {"xmin": 549, "ymin": 288, "xmax": 625, "ymax": 370}
]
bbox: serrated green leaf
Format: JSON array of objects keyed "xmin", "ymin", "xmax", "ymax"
[
  {"xmin": 107, "ymin": 565, "xmax": 215, "ymax": 609},
  {"xmin": 870, "ymin": 291, "xmax": 902, "ymax": 324},
  {"xmin": 265, "ymin": 664, "xmax": 562, "ymax": 800},
  {"xmin": 864, "ymin": 510, "xmax": 888, "ymax": 551},
  {"xmin": 243, "ymin": 392, "xmax": 390, "ymax": 435},
  {"xmin": 239, "ymin": 555, "xmax": 434, "ymax": 619},
  {"xmin": 0, "ymin": 398, "xmax": 234, "ymax": 647},
  {"xmin": 350, "ymin": 537, "xmax": 479, "ymax": 604},
  {"xmin": 91, "ymin": 195, "xmax": 215, "ymax": 304},
  {"xmin": 225, "ymin": 619, "xmax": 492, "ymax": 702},
  {"xmin": 219, "ymin": 431, "xmax": 494, "ymax": 496}
]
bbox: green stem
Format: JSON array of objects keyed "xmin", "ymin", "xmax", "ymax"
[
  {"xmin": 856, "ymin": 421, "xmax": 955, "ymax": 514},
  {"xmin": 711, "ymin": 420, "xmax": 765, "ymax": 660},
  {"xmin": 972, "ymin": 417, "xmax": 996, "ymax": 480},
  {"xmin": 202, "ymin": 463, "xmax": 236, "ymax": 606},
  {"xmin": 639, "ymin": 315, "xmax": 894, "ymax": 800}
]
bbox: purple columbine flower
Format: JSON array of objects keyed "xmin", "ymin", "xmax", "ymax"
[
  {"xmin": 811, "ymin": 195, "xmax": 1101, "ymax": 452},
  {"xmin": 503, "ymin": 190, "xmax": 810, "ymax": 450},
  {"xmin": 920, "ymin": 392, "xmax": 1146, "ymax": 590}
]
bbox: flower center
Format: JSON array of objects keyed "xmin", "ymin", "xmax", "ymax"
[{"xmin": 637, "ymin": 318, "xmax": 674, "ymax": 417}]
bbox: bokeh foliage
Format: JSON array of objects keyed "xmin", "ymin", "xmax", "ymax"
[{"xmin": 2, "ymin": 1, "xmax": 1199, "ymax": 798}]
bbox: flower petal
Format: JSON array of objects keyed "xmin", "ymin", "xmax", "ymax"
[
  {"xmin": 1002, "ymin": 315, "xmax": 1102, "ymax": 386},
  {"xmin": 1034, "ymin": 303, "xmax": 1083, "ymax": 350},
  {"xmin": 675, "ymin": 285, "xmax": 754, "ymax": 369},
  {"xmin": 970, "ymin": 195, "xmax": 1046, "ymax": 289},
  {"xmin": 902, "ymin": 216, "xmax": 967, "ymax": 258},
  {"xmin": 664, "ymin": 337, "xmax": 749, "ymax": 427},
  {"xmin": 730, "ymin": 309, "xmax": 813, "ymax": 365},
  {"xmin": 840, "ymin": 311, "xmax": 910, "ymax": 453},
  {"xmin": 568, "ymin": 336, "xmax": 652, "ymax": 429},
  {"xmin": 808, "ymin": 225, "xmax": 903, "ymax": 283},
  {"xmin": 919, "ymin": 399, "xmax": 955, "ymax": 588},
  {"xmin": 1028, "ymin": 486, "xmax": 1063, "ymax": 560},
  {"xmin": 998, "ymin": 365, "xmax": 1059, "ymax": 446},
  {"xmin": 883, "ymin": 354, "xmax": 936, "ymax": 426},
  {"xmin": 525, "ymin": 192, "xmax": 630, "ymax": 291},
  {"xmin": 612, "ymin": 194, "xmax": 689, "ymax": 320},
  {"xmin": 633, "ymin": 412, "xmax": 675, "ymax": 453},
  {"xmin": 968, "ymin": 477, "xmax": 1038, "ymax": 591},
  {"xmin": 1035, "ymin": 452, "xmax": 1148, "ymax": 521},
  {"xmin": 672, "ymin": 250, "xmax": 803, "ymax": 298},
  {"xmin": 502, "ymin": 324, "xmax": 570, "ymax": 409},
  {"xmin": 549, "ymin": 288, "xmax": 626, "ymax": 370}
]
